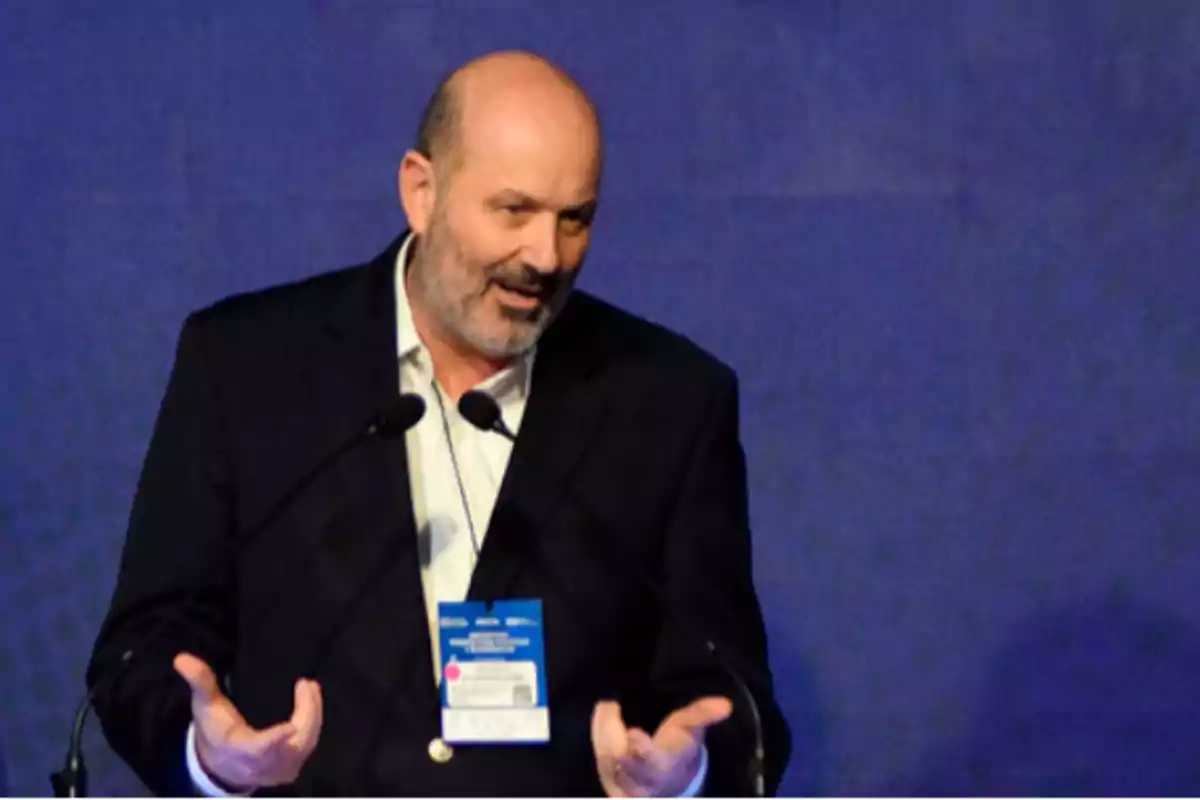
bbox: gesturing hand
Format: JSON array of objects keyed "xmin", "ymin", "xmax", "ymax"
[
  {"xmin": 173, "ymin": 653, "xmax": 323, "ymax": 793},
  {"xmin": 592, "ymin": 696, "xmax": 732, "ymax": 797}
]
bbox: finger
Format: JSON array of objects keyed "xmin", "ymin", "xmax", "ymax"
[
  {"xmin": 664, "ymin": 696, "xmax": 733, "ymax": 734},
  {"xmin": 288, "ymin": 679, "xmax": 324, "ymax": 754},
  {"xmin": 591, "ymin": 700, "xmax": 629, "ymax": 760},
  {"xmin": 592, "ymin": 701, "xmax": 634, "ymax": 796},
  {"xmin": 173, "ymin": 653, "xmax": 222, "ymax": 704}
]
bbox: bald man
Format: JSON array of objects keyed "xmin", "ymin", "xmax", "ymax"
[{"xmin": 87, "ymin": 51, "xmax": 790, "ymax": 797}]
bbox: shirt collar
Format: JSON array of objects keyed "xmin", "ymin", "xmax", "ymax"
[
  {"xmin": 393, "ymin": 234, "xmax": 422, "ymax": 362},
  {"xmin": 393, "ymin": 233, "xmax": 535, "ymax": 401}
]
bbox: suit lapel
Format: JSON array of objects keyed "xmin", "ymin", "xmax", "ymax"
[
  {"xmin": 305, "ymin": 235, "xmax": 436, "ymax": 697},
  {"xmin": 302, "ymin": 248, "xmax": 610, "ymax": 678},
  {"xmin": 468, "ymin": 296, "xmax": 610, "ymax": 603}
]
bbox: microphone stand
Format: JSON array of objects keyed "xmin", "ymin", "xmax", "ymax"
[
  {"xmin": 50, "ymin": 397, "xmax": 424, "ymax": 797},
  {"xmin": 50, "ymin": 692, "xmax": 93, "ymax": 798}
]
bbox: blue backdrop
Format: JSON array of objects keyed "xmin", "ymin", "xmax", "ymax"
[{"xmin": 2, "ymin": 1, "xmax": 1199, "ymax": 795}]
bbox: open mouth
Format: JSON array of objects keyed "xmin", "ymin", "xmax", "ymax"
[{"xmin": 492, "ymin": 280, "xmax": 547, "ymax": 308}]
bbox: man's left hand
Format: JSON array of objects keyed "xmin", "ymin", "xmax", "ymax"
[{"xmin": 591, "ymin": 696, "xmax": 733, "ymax": 797}]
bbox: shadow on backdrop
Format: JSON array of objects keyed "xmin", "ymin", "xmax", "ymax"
[{"xmin": 897, "ymin": 594, "xmax": 1200, "ymax": 795}]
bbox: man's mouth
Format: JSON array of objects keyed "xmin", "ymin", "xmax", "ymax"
[{"xmin": 491, "ymin": 278, "xmax": 549, "ymax": 308}]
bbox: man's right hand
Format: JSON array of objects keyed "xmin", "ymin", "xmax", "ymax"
[{"xmin": 173, "ymin": 653, "xmax": 323, "ymax": 793}]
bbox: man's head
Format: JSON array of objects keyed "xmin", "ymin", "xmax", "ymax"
[{"xmin": 399, "ymin": 51, "xmax": 603, "ymax": 362}]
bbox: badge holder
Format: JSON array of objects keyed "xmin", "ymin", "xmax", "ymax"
[{"xmin": 437, "ymin": 599, "xmax": 551, "ymax": 744}]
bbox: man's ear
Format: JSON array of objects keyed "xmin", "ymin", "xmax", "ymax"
[{"xmin": 398, "ymin": 150, "xmax": 437, "ymax": 235}]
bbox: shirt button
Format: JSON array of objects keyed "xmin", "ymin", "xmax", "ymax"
[{"xmin": 428, "ymin": 737, "xmax": 454, "ymax": 764}]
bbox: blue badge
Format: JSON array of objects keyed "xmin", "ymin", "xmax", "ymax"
[{"xmin": 437, "ymin": 599, "xmax": 550, "ymax": 744}]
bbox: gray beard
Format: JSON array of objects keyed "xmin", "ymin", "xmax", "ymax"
[{"xmin": 409, "ymin": 249, "xmax": 555, "ymax": 361}]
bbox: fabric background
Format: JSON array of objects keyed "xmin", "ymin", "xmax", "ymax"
[{"xmin": 1, "ymin": 1, "xmax": 1198, "ymax": 795}]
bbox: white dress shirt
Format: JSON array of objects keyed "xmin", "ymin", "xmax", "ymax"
[
  {"xmin": 389, "ymin": 236, "xmax": 535, "ymax": 675},
  {"xmin": 187, "ymin": 234, "xmax": 706, "ymax": 796}
]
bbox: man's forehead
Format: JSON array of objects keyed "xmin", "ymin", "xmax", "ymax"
[
  {"xmin": 459, "ymin": 113, "xmax": 598, "ymax": 161},
  {"xmin": 455, "ymin": 141, "xmax": 599, "ymax": 199}
]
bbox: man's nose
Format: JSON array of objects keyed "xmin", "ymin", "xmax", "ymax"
[{"xmin": 522, "ymin": 214, "xmax": 562, "ymax": 272}]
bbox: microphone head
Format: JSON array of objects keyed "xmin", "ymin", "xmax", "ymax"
[
  {"xmin": 458, "ymin": 390, "xmax": 501, "ymax": 432},
  {"xmin": 373, "ymin": 394, "xmax": 426, "ymax": 437}
]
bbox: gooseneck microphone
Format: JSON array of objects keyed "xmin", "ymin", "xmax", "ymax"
[
  {"xmin": 456, "ymin": 389, "xmax": 509, "ymax": 436},
  {"xmin": 51, "ymin": 395, "xmax": 426, "ymax": 798},
  {"xmin": 457, "ymin": 390, "xmax": 768, "ymax": 797}
]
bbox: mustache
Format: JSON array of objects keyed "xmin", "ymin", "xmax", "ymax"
[{"xmin": 487, "ymin": 263, "xmax": 573, "ymax": 296}]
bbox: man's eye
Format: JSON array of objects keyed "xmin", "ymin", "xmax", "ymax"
[
  {"xmin": 559, "ymin": 210, "xmax": 594, "ymax": 231},
  {"xmin": 503, "ymin": 204, "xmax": 529, "ymax": 215}
]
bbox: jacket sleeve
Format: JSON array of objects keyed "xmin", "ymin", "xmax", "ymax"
[
  {"xmin": 86, "ymin": 313, "xmax": 238, "ymax": 796},
  {"xmin": 647, "ymin": 370, "xmax": 792, "ymax": 796}
]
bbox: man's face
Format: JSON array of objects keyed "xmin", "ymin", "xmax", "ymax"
[{"xmin": 408, "ymin": 108, "xmax": 600, "ymax": 360}]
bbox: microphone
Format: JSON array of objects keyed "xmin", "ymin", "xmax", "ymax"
[
  {"xmin": 369, "ymin": 394, "xmax": 428, "ymax": 438},
  {"xmin": 457, "ymin": 390, "xmax": 768, "ymax": 797},
  {"xmin": 52, "ymin": 394, "xmax": 426, "ymax": 798}
]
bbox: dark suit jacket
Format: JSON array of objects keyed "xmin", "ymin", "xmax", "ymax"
[{"xmin": 87, "ymin": 235, "xmax": 791, "ymax": 796}]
